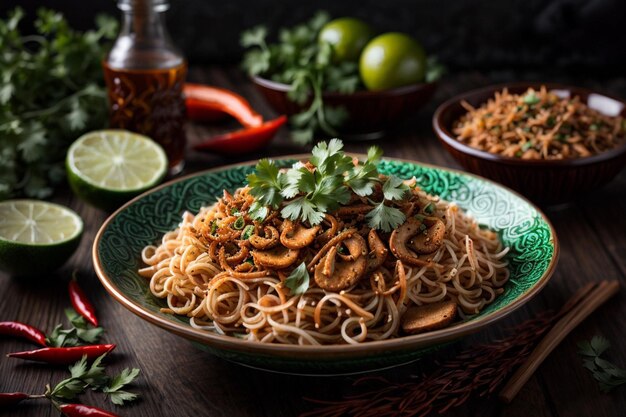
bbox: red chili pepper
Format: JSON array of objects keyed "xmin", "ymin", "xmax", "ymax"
[
  {"xmin": 59, "ymin": 403, "xmax": 121, "ymax": 417},
  {"xmin": 0, "ymin": 392, "xmax": 30, "ymax": 407},
  {"xmin": 193, "ymin": 115, "xmax": 287, "ymax": 155},
  {"xmin": 0, "ymin": 321, "xmax": 47, "ymax": 347},
  {"xmin": 69, "ymin": 277, "xmax": 98, "ymax": 327},
  {"xmin": 184, "ymin": 83, "xmax": 263, "ymax": 128},
  {"xmin": 6, "ymin": 344, "xmax": 115, "ymax": 365}
]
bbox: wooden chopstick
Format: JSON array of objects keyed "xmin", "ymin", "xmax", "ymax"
[{"xmin": 499, "ymin": 280, "xmax": 620, "ymax": 403}]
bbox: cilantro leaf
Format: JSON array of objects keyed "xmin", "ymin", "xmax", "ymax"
[
  {"xmin": 366, "ymin": 203, "xmax": 407, "ymax": 233},
  {"xmin": 382, "ymin": 175, "xmax": 409, "ymax": 201},
  {"xmin": 281, "ymin": 196, "xmax": 325, "ymax": 225},
  {"xmin": 284, "ymin": 262, "xmax": 310, "ymax": 295},
  {"xmin": 109, "ymin": 390, "xmax": 139, "ymax": 406},
  {"xmin": 104, "ymin": 367, "xmax": 141, "ymax": 404},
  {"xmin": 578, "ymin": 336, "xmax": 626, "ymax": 392},
  {"xmin": 247, "ymin": 159, "xmax": 285, "ymax": 208}
]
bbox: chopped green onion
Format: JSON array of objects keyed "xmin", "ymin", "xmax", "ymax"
[
  {"xmin": 424, "ymin": 203, "xmax": 435, "ymax": 215},
  {"xmin": 210, "ymin": 221, "xmax": 218, "ymax": 235},
  {"xmin": 523, "ymin": 92, "xmax": 540, "ymax": 105},
  {"xmin": 241, "ymin": 224, "xmax": 255, "ymax": 240},
  {"xmin": 233, "ymin": 216, "xmax": 245, "ymax": 230},
  {"xmin": 419, "ymin": 223, "xmax": 428, "ymax": 232},
  {"xmin": 415, "ymin": 213, "xmax": 425, "ymax": 221},
  {"xmin": 230, "ymin": 207, "xmax": 240, "ymax": 215}
]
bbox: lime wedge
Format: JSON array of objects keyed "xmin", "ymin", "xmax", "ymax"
[
  {"xmin": 66, "ymin": 130, "xmax": 168, "ymax": 211},
  {"xmin": 0, "ymin": 200, "xmax": 83, "ymax": 276}
]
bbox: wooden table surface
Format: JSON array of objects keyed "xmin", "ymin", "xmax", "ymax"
[{"xmin": 1, "ymin": 67, "xmax": 625, "ymax": 417}]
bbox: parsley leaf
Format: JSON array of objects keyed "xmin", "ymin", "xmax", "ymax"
[
  {"xmin": 103, "ymin": 368, "xmax": 141, "ymax": 405},
  {"xmin": 366, "ymin": 202, "xmax": 407, "ymax": 233},
  {"xmin": 247, "ymin": 159, "xmax": 285, "ymax": 209},
  {"xmin": 284, "ymin": 262, "xmax": 310, "ymax": 295},
  {"xmin": 578, "ymin": 336, "xmax": 626, "ymax": 392},
  {"xmin": 382, "ymin": 175, "xmax": 409, "ymax": 201},
  {"xmin": 46, "ymin": 308, "xmax": 104, "ymax": 347},
  {"xmin": 281, "ymin": 196, "xmax": 325, "ymax": 225}
]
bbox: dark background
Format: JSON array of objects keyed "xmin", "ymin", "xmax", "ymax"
[{"xmin": 2, "ymin": 0, "xmax": 626, "ymax": 75}]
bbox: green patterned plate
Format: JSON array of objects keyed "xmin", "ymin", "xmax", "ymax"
[{"xmin": 93, "ymin": 157, "xmax": 559, "ymax": 374}]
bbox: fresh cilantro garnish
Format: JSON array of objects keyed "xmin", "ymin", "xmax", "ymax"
[
  {"xmin": 45, "ymin": 354, "xmax": 140, "ymax": 406},
  {"xmin": 578, "ymin": 336, "xmax": 626, "ymax": 392},
  {"xmin": 523, "ymin": 91, "xmax": 540, "ymax": 105},
  {"xmin": 0, "ymin": 8, "xmax": 116, "ymax": 199},
  {"xmin": 246, "ymin": 139, "xmax": 409, "ymax": 231},
  {"xmin": 46, "ymin": 308, "xmax": 104, "ymax": 347},
  {"xmin": 103, "ymin": 367, "xmax": 141, "ymax": 405},
  {"xmin": 284, "ymin": 262, "xmax": 310, "ymax": 295}
]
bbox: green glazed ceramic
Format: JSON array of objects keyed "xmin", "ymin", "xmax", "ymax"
[{"xmin": 93, "ymin": 157, "xmax": 559, "ymax": 374}]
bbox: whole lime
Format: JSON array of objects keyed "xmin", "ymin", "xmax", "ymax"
[
  {"xmin": 359, "ymin": 32, "xmax": 427, "ymax": 91},
  {"xmin": 319, "ymin": 17, "xmax": 374, "ymax": 63}
]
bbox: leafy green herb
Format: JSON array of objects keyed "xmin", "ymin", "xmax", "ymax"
[
  {"xmin": 241, "ymin": 13, "xmax": 443, "ymax": 143},
  {"xmin": 246, "ymin": 139, "xmax": 406, "ymax": 231},
  {"xmin": 578, "ymin": 336, "xmax": 626, "ymax": 392},
  {"xmin": 103, "ymin": 368, "xmax": 141, "ymax": 405},
  {"xmin": 523, "ymin": 92, "xmax": 540, "ymax": 106},
  {"xmin": 0, "ymin": 8, "xmax": 117, "ymax": 199},
  {"xmin": 46, "ymin": 308, "xmax": 104, "ymax": 347},
  {"xmin": 45, "ymin": 354, "xmax": 141, "ymax": 405},
  {"xmin": 210, "ymin": 221, "xmax": 219, "ymax": 235},
  {"xmin": 284, "ymin": 262, "xmax": 310, "ymax": 295}
]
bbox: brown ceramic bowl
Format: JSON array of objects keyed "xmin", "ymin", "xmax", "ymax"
[
  {"xmin": 253, "ymin": 75, "xmax": 437, "ymax": 139},
  {"xmin": 433, "ymin": 83, "xmax": 626, "ymax": 205}
]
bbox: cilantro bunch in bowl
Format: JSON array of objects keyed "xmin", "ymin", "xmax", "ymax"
[{"xmin": 241, "ymin": 12, "xmax": 445, "ymax": 143}]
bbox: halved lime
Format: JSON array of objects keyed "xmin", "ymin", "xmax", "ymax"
[
  {"xmin": 0, "ymin": 200, "xmax": 83, "ymax": 276},
  {"xmin": 66, "ymin": 130, "xmax": 168, "ymax": 211}
]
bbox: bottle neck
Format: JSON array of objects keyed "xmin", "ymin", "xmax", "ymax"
[{"xmin": 107, "ymin": 0, "xmax": 184, "ymax": 70}]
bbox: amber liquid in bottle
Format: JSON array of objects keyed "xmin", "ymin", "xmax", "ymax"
[{"xmin": 103, "ymin": 62, "xmax": 187, "ymax": 171}]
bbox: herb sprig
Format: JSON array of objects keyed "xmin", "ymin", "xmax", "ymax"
[
  {"xmin": 578, "ymin": 336, "xmax": 626, "ymax": 392},
  {"xmin": 46, "ymin": 353, "xmax": 140, "ymax": 406},
  {"xmin": 247, "ymin": 139, "xmax": 408, "ymax": 232},
  {"xmin": 241, "ymin": 12, "xmax": 355, "ymax": 144},
  {"xmin": 46, "ymin": 308, "xmax": 104, "ymax": 347},
  {"xmin": 0, "ymin": 8, "xmax": 116, "ymax": 199}
]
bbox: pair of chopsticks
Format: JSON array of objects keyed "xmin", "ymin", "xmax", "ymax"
[{"xmin": 499, "ymin": 280, "xmax": 620, "ymax": 403}]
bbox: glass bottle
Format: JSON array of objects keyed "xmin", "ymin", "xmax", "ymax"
[{"xmin": 103, "ymin": 0, "xmax": 187, "ymax": 174}]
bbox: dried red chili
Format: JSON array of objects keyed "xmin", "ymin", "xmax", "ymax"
[
  {"xmin": 0, "ymin": 321, "xmax": 47, "ymax": 347},
  {"xmin": 0, "ymin": 392, "xmax": 30, "ymax": 407},
  {"xmin": 193, "ymin": 115, "xmax": 287, "ymax": 155},
  {"xmin": 6, "ymin": 344, "xmax": 115, "ymax": 365},
  {"xmin": 59, "ymin": 403, "xmax": 121, "ymax": 417},
  {"xmin": 68, "ymin": 277, "xmax": 98, "ymax": 327}
]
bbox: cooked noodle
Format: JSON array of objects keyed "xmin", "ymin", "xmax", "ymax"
[{"xmin": 139, "ymin": 183, "xmax": 509, "ymax": 345}]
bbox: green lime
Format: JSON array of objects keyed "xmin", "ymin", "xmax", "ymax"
[
  {"xmin": 319, "ymin": 17, "xmax": 374, "ymax": 63},
  {"xmin": 0, "ymin": 200, "xmax": 83, "ymax": 276},
  {"xmin": 66, "ymin": 130, "xmax": 168, "ymax": 211},
  {"xmin": 359, "ymin": 32, "xmax": 427, "ymax": 90}
]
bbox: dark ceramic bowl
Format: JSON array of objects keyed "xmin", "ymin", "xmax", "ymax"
[
  {"xmin": 253, "ymin": 75, "xmax": 437, "ymax": 139},
  {"xmin": 433, "ymin": 83, "xmax": 626, "ymax": 205}
]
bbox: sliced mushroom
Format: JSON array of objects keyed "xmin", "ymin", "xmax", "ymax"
[
  {"xmin": 314, "ymin": 234, "xmax": 367, "ymax": 291},
  {"xmin": 280, "ymin": 220, "xmax": 320, "ymax": 249},
  {"xmin": 411, "ymin": 217, "xmax": 445, "ymax": 254},
  {"xmin": 366, "ymin": 229, "xmax": 388, "ymax": 273},
  {"xmin": 249, "ymin": 225, "xmax": 279, "ymax": 250},
  {"xmin": 251, "ymin": 245, "xmax": 299, "ymax": 269},
  {"xmin": 335, "ymin": 204, "xmax": 373, "ymax": 217},
  {"xmin": 401, "ymin": 301, "xmax": 457, "ymax": 334},
  {"xmin": 317, "ymin": 214, "xmax": 340, "ymax": 244},
  {"xmin": 389, "ymin": 217, "xmax": 445, "ymax": 266}
]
